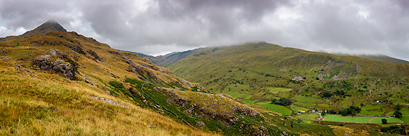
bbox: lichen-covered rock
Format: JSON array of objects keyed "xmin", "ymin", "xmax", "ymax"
[
  {"xmin": 0, "ymin": 56, "xmax": 13, "ymax": 63},
  {"xmin": 90, "ymin": 96, "xmax": 125, "ymax": 107},
  {"xmin": 33, "ymin": 50, "xmax": 76, "ymax": 80}
]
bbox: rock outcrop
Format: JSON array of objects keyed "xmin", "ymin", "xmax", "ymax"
[
  {"xmin": 292, "ymin": 76, "xmax": 304, "ymax": 81},
  {"xmin": 33, "ymin": 49, "xmax": 76, "ymax": 80}
]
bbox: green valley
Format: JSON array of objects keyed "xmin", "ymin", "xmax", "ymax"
[{"xmin": 163, "ymin": 42, "xmax": 409, "ymax": 134}]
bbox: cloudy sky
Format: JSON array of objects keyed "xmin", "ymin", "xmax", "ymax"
[{"xmin": 0, "ymin": 0, "xmax": 408, "ymax": 61}]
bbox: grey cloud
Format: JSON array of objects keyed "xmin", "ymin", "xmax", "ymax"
[
  {"xmin": 0, "ymin": 0, "xmax": 408, "ymax": 61},
  {"xmin": 265, "ymin": 0, "xmax": 409, "ymax": 60},
  {"xmin": 74, "ymin": 0, "xmax": 290, "ymax": 48},
  {"xmin": 0, "ymin": 0, "xmax": 70, "ymax": 30}
]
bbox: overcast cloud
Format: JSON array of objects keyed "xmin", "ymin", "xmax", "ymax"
[{"xmin": 0, "ymin": 0, "xmax": 408, "ymax": 61}]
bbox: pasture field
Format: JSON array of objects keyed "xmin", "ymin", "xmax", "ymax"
[
  {"xmin": 316, "ymin": 104, "xmax": 332, "ymax": 110},
  {"xmin": 387, "ymin": 108, "xmax": 409, "ymax": 116},
  {"xmin": 257, "ymin": 101, "xmax": 292, "ymax": 116},
  {"xmin": 359, "ymin": 109, "xmax": 384, "ymax": 116},
  {"xmin": 324, "ymin": 115, "xmax": 372, "ymax": 123},
  {"xmin": 223, "ymin": 91, "xmax": 252, "ymax": 99},
  {"xmin": 292, "ymin": 96, "xmax": 321, "ymax": 109},
  {"xmin": 400, "ymin": 116, "xmax": 409, "ymax": 123},
  {"xmin": 266, "ymin": 87, "xmax": 292, "ymax": 94},
  {"xmin": 370, "ymin": 117, "xmax": 403, "ymax": 124},
  {"xmin": 400, "ymin": 108, "xmax": 409, "ymax": 115},
  {"xmin": 362, "ymin": 104, "xmax": 383, "ymax": 110},
  {"xmin": 290, "ymin": 104, "xmax": 309, "ymax": 112},
  {"xmin": 242, "ymin": 99, "xmax": 257, "ymax": 104},
  {"xmin": 359, "ymin": 104, "xmax": 385, "ymax": 115},
  {"xmin": 295, "ymin": 114, "xmax": 319, "ymax": 120}
]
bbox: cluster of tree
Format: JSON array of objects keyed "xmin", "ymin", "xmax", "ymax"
[
  {"xmin": 393, "ymin": 104, "xmax": 403, "ymax": 118},
  {"xmin": 328, "ymin": 106, "xmax": 361, "ymax": 116},
  {"xmin": 321, "ymin": 90, "xmax": 352, "ymax": 98},
  {"xmin": 322, "ymin": 92, "xmax": 332, "ymax": 97},
  {"xmin": 380, "ymin": 125, "xmax": 407, "ymax": 135},
  {"xmin": 271, "ymin": 98, "xmax": 292, "ymax": 106},
  {"xmin": 334, "ymin": 90, "xmax": 345, "ymax": 95}
]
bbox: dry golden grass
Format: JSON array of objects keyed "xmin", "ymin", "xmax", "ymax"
[
  {"xmin": 0, "ymin": 30, "xmax": 217, "ymax": 135},
  {"xmin": 0, "ymin": 70, "xmax": 217, "ymax": 136},
  {"xmin": 329, "ymin": 126, "xmax": 369, "ymax": 136}
]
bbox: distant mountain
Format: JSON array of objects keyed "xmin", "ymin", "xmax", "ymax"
[
  {"xmin": 130, "ymin": 48, "xmax": 202, "ymax": 67},
  {"xmin": 355, "ymin": 55, "xmax": 409, "ymax": 64},
  {"xmin": 0, "ymin": 20, "xmax": 67, "ymax": 41}
]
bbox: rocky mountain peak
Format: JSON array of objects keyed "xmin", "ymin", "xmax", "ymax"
[{"xmin": 33, "ymin": 20, "xmax": 67, "ymax": 33}]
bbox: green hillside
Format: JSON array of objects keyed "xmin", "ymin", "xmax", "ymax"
[
  {"xmin": 167, "ymin": 42, "xmax": 409, "ymax": 131},
  {"xmin": 0, "ymin": 21, "xmax": 371, "ymax": 135}
]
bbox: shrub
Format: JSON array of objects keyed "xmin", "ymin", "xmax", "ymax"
[
  {"xmin": 322, "ymin": 92, "xmax": 332, "ymax": 98},
  {"xmin": 109, "ymin": 81, "xmax": 124, "ymax": 89},
  {"xmin": 339, "ymin": 109, "xmax": 348, "ymax": 116},
  {"xmin": 125, "ymin": 78, "xmax": 145, "ymax": 85},
  {"xmin": 329, "ymin": 110, "xmax": 336, "ymax": 114},
  {"xmin": 271, "ymin": 98, "xmax": 292, "ymax": 106},
  {"xmin": 396, "ymin": 104, "xmax": 401, "ymax": 110},
  {"xmin": 393, "ymin": 111, "xmax": 402, "ymax": 118},
  {"xmin": 349, "ymin": 106, "xmax": 361, "ymax": 113},
  {"xmin": 382, "ymin": 119, "xmax": 387, "ymax": 124}
]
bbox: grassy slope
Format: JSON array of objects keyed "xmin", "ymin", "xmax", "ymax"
[
  {"xmin": 0, "ymin": 24, "xmax": 350, "ymax": 135},
  {"xmin": 167, "ymin": 42, "xmax": 409, "ymax": 114},
  {"xmin": 165, "ymin": 42, "xmax": 409, "ymax": 133},
  {"xmin": 0, "ymin": 30, "xmax": 214, "ymax": 135},
  {"xmin": 0, "ymin": 74, "xmax": 211, "ymax": 135}
]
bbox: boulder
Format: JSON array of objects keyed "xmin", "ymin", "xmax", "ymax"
[
  {"xmin": 33, "ymin": 54, "xmax": 76, "ymax": 80},
  {"xmin": 292, "ymin": 76, "xmax": 304, "ymax": 81}
]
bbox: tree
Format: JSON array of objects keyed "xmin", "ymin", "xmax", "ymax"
[
  {"xmin": 273, "ymin": 98, "xmax": 293, "ymax": 106},
  {"xmin": 321, "ymin": 111, "xmax": 326, "ymax": 116},
  {"xmin": 394, "ymin": 111, "xmax": 402, "ymax": 118},
  {"xmin": 350, "ymin": 109, "xmax": 356, "ymax": 116},
  {"xmin": 350, "ymin": 106, "xmax": 361, "ymax": 113},
  {"xmin": 323, "ymin": 92, "xmax": 332, "ymax": 98},
  {"xmin": 329, "ymin": 109, "xmax": 336, "ymax": 114},
  {"xmin": 339, "ymin": 109, "xmax": 348, "ymax": 116},
  {"xmin": 396, "ymin": 104, "xmax": 401, "ymax": 110},
  {"xmin": 382, "ymin": 119, "xmax": 387, "ymax": 124},
  {"xmin": 270, "ymin": 98, "xmax": 277, "ymax": 104}
]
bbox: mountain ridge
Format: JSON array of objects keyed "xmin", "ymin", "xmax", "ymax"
[
  {"xmin": 138, "ymin": 44, "xmax": 409, "ymax": 66},
  {"xmin": 129, "ymin": 48, "xmax": 202, "ymax": 67}
]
